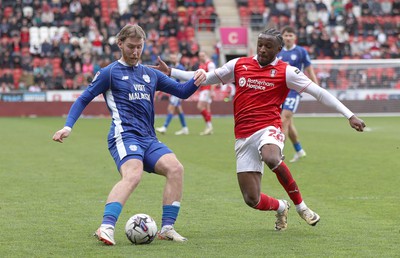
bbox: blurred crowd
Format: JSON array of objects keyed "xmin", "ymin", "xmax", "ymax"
[
  {"xmin": 0, "ymin": 0, "xmax": 398, "ymax": 93},
  {"xmin": 238, "ymin": 0, "xmax": 399, "ymax": 59},
  {"xmin": 0, "ymin": 0, "xmax": 217, "ymax": 92}
]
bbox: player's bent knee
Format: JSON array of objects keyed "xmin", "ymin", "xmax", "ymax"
[
  {"xmin": 242, "ymin": 193, "xmax": 259, "ymax": 208},
  {"xmin": 165, "ymin": 162, "xmax": 184, "ymax": 179},
  {"xmin": 264, "ymin": 156, "xmax": 282, "ymax": 171}
]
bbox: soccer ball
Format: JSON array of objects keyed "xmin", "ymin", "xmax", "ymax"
[{"xmin": 125, "ymin": 213, "xmax": 158, "ymax": 244}]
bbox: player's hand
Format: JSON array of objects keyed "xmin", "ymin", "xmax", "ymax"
[
  {"xmin": 148, "ymin": 56, "xmax": 171, "ymax": 76},
  {"xmin": 194, "ymin": 69, "xmax": 206, "ymax": 86},
  {"xmin": 349, "ymin": 115, "xmax": 366, "ymax": 132},
  {"xmin": 52, "ymin": 127, "xmax": 71, "ymax": 143}
]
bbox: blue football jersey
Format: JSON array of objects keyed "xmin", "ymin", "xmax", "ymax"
[
  {"xmin": 65, "ymin": 60, "xmax": 198, "ymax": 138},
  {"xmin": 277, "ymin": 45, "xmax": 311, "ymax": 71}
]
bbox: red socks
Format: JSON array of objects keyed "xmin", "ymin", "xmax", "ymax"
[
  {"xmin": 254, "ymin": 193, "xmax": 279, "ymax": 211},
  {"xmin": 200, "ymin": 109, "xmax": 212, "ymax": 122},
  {"xmin": 273, "ymin": 162, "xmax": 303, "ymax": 205}
]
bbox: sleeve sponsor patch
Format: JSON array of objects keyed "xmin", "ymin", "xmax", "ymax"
[
  {"xmin": 92, "ymin": 71, "xmax": 100, "ymax": 82},
  {"xmin": 294, "ymin": 69, "xmax": 300, "ymax": 74}
]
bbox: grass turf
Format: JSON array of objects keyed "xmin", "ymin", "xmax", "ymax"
[{"xmin": 0, "ymin": 116, "xmax": 399, "ymax": 257}]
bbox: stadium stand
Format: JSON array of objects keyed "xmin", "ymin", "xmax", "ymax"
[{"xmin": 0, "ymin": 0, "xmax": 398, "ymax": 93}]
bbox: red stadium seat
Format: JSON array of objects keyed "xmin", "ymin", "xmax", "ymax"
[
  {"xmin": 33, "ymin": 57, "xmax": 41, "ymax": 67},
  {"xmin": 168, "ymin": 37, "xmax": 179, "ymax": 52},
  {"xmin": 167, "ymin": 0, "xmax": 176, "ymax": 10},
  {"xmin": 185, "ymin": 27, "xmax": 195, "ymax": 40},
  {"xmin": 4, "ymin": 7, "xmax": 13, "ymax": 19}
]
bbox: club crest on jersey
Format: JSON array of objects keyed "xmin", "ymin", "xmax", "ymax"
[
  {"xmin": 270, "ymin": 69, "xmax": 277, "ymax": 77},
  {"xmin": 143, "ymin": 74, "xmax": 150, "ymax": 83},
  {"xmin": 291, "ymin": 54, "xmax": 297, "ymax": 61},
  {"xmin": 238, "ymin": 77, "xmax": 246, "ymax": 87},
  {"xmin": 129, "ymin": 145, "xmax": 138, "ymax": 151}
]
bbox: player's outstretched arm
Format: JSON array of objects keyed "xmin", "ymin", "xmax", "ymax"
[
  {"xmin": 53, "ymin": 126, "xmax": 72, "ymax": 143},
  {"xmin": 348, "ymin": 115, "xmax": 366, "ymax": 132}
]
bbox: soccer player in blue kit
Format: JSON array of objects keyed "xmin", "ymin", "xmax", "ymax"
[
  {"xmin": 277, "ymin": 26, "xmax": 318, "ymax": 162},
  {"xmin": 156, "ymin": 52, "xmax": 190, "ymax": 135},
  {"xmin": 52, "ymin": 24, "xmax": 205, "ymax": 245}
]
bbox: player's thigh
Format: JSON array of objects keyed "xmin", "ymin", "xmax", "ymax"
[
  {"xmin": 142, "ymin": 140, "xmax": 181, "ymax": 176},
  {"xmin": 281, "ymin": 109, "xmax": 294, "ymax": 123},
  {"xmin": 197, "ymin": 90, "xmax": 210, "ymax": 108},
  {"xmin": 237, "ymin": 172, "xmax": 262, "ymax": 197},
  {"xmin": 167, "ymin": 104, "xmax": 175, "ymax": 113},
  {"xmin": 120, "ymin": 158, "xmax": 144, "ymax": 182}
]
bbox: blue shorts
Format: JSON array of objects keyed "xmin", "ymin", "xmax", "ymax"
[
  {"xmin": 108, "ymin": 133, "xmax": 172, "ymax": 172},
  {"xmin": 282, "ymin": 90, "xmax": 301, "ymax": 113}
]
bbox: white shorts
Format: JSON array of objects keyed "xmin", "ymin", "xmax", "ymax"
[
  {"xmin": 235, "ymin": 126, "xmax": 285, "ymax": 174},
  {"xmin": 169, "ymin": 95, "xmax": 181, "ymax": 107},
  {"xmin": 198, "ymin": 90, "xmax": 212, "ymax": 104}
]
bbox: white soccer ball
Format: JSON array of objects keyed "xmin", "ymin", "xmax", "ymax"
[{"xmin": 125, "ymin": 213, "xmax": 158, "ymax": 244}]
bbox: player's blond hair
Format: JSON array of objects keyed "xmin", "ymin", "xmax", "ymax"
[{"xmin": 116, "ymin": 24, "xmax": 146, "ymax": 43}]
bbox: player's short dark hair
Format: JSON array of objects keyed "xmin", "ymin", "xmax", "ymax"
[
  {"xmin": 281, "ymin": 26, "xmax": 296, "ymax": 35},
  {"xmin": 259, "ymin": 28, "xmax": 284, "ymax": 47}
]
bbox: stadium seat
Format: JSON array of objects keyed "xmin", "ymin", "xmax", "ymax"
[
  {"xmin": 167, "ymin": 0, "xmax": 176, "ymax": 9},
  {"xmin": 239, "ymin": 6, "xmax": 249, "ymax": 18},
  {"xmin": 168, "ymin": 37, "xmax": 179, "ymax": 52},
  {"xmin": 52, "ymin": 57, "xmax": 62, "ymax": 69},
  {"xmin": 4, "ymin": 6, "xmax": 14, "ymax": 19},
  {"xmin": 53, "ymin": 67, "xmax": 64, "ymax": 77},
  {"xmin": 49, "ymin": 27, "xmax": 59, "ymax": 39},
  {"xmin": 29, "ymin": 26, "xmax": 39, "ymax": 37},
  {"xmin": 195, "ymin": 0, "xmax": 206, "ymax": 6},
  {"xmin": 39, "ymin": 27, "xmax": 50, "ymax": 43},
  {"xmin": 185, "ymin": 27, "xmax": 195, "ymax": 40},
  {"xmin": 186, "ymin": 6, "xmax": 196, "ymax": 16},
  {"xmin": 22, "ymin": 6, "xmax": 33, "ymax": 18},
  {"xmin": 33, "ymin": 57, "xmax": 42, "ymax": 67},
  {"xmin": 58, "ymin": 26, "xmax": 68, "ymax": 35},
  {"xmin": 118, "ymin": 0, "xmax": 130, "ymax": 14}
]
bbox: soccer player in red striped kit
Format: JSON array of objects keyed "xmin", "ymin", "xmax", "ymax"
[
  {"xmin": 197, "ymin": 51, "xmax": 217, "ymax": 135},
  {"xmin": 154, "ymin": 28, "xmax": 365, "ymax": 231}
]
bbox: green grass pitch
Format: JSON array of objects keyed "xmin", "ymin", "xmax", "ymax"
[{"xmin": 0, "ymin": 116, "xmax": 399, "ymax": 257}]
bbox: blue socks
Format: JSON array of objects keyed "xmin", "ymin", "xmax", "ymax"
[
  {"xmin": 101, "ymin": 202, "xmax": 181, "ymax": 228},
  {"xmin": 102, "ymin": 202, "xmax": 123, "ymax": 227},
  {"xmin": 293, "ymin": 142, "xmax": 303, "ymax": 152},
  {"xmin": 162, "ymin": 202, "xmax": 180, "ymax": 227},
  {"xmin": 178, "ymin": 113, "xmax": 187, "ymax": 127},
  {"xmin": 164, "ymin": 113, "xmax": 173, "ymax": 127}
]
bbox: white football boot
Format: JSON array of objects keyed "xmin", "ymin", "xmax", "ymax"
[
  {"xmin": 94, "ymin": 225, "xmax": 116, "ymax": 245},
  {"xmin": 275, "ymin": 200, "xmax": 290, "ymax": 231},
  {"xmin": 297, "ymin": 207, "xmax": 320, "ymax": 226},
  {"xmin": 156, "ymin": 126, "xmax": 167, "ymax": 134},
  {"xmin": 175, "ymin": 127, "xmax": 189, "ymax": 135},
  {"xmin": 157, "ymin": 225, "xmax": 187, "ymax": 242},
  {"xmin": 289, "ymin": 149, "xmax": 306, "ymax": 162}
]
